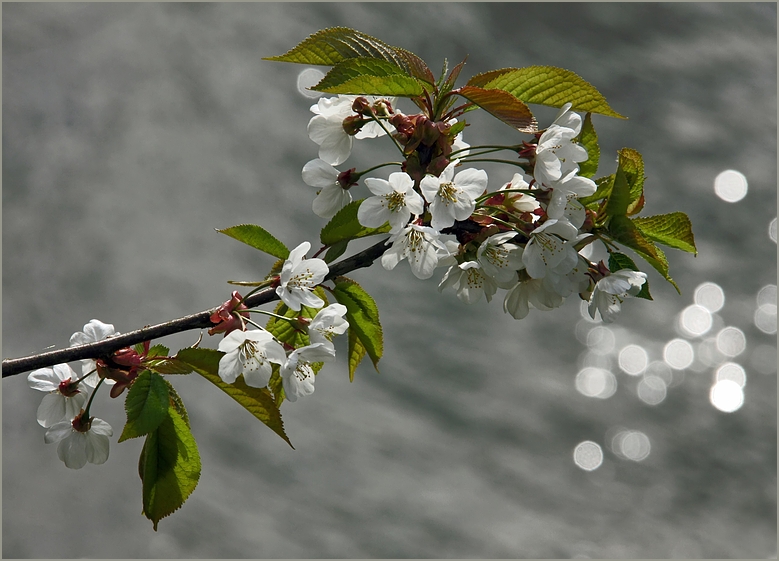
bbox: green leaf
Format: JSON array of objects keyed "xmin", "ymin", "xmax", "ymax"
[
  {"xmin": 217, "ymin": 224, "xmax": 290, "ymax": 260},
  {"xmin": 264, "ymin": 27, "xmax": 434, "ymax": 85},
  {"xmin": 176, "ymin": 347, "xmax": 293, "ymax": 447},
  {"xmin": 605, "ymin": 165, "xmax": 631, "ymax": 218},
  {"xmin": 312, "ymin": 58, "xmax": 424, "ymax": 97},
  {"xmin": 163, "ymin": 379, "xmax": 191, "ymax": 428},
  {"xmin": 617, "ymin": 148, "xmax": 645, "ymax": 215},
  {"xmin": 347, "ymin": 328, "xmax": 367, "ymax": 383},
  {"xmin": 466, "ymin": 66, "xmax": 626, "ymax": 119},
  {"xmin": 607, "ymin": 252, "xmax": 652, "ymax": 300},
  {"xmin": 579, "ymin": 174, "xmax": 614, "ymax": 208},
  {"xmin": 609, "ymin": 215, "xmax": 679, "ymax": 293},
  {"xmin": 577, "ymin": 113, "xmax": 600, "ymax": 178},
  {"xmin": 119, "ymin": 371, "xmax": 170, "ymax": 442},
  {"xmin": 146, "ymin": 345, "xmax": 169, "ymax": 359},
  {"xmin": 332, "ymin": 276, "xmax": 382, "ymax": 371},
  {"xmin": 633, "ymin": 212, "xmax": 697, "ymax": 255},
  {"xmin": 320, "ymin": 199, "xmax": 391, "ymax": 246},
  {"xmin": 265, "ymin": 286, "xmax": 328, "ymax": 350},
  {"xmin": 146, "ymin": 357, "xmax": 193, "ymax": 375},
  {"xmin": 455, "ymin": 86, "xmax": 537, "ymax": 133},
  {"xmin": 139, "ymin": 406, "xmax": 201, "ymax": 531},
  {"xmin": 324, "ymin": 239, "xmax": 349, "ymax": 263}
]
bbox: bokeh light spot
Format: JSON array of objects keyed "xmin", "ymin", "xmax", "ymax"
[
  {"xmin": 576, "ymin": 367, "xmax": 618, "ymax": 399},
  {"xmin": 710, "ymin": 380, "xmax": 744, "ymax": 412},
  {"xmin": 637, "ymin": 375, "xmax": 667, "ymax": 405},
  {"xmin": 612, "ymin": 430, "xmax": 651, "ymax": 461},
  {"xmin": 573, "ymin": 441, "xmax": 603, "ymax": 471},
  {"xmin": 715, "ymin": 362, "xmax": 746, "ymax": 387},
  {"xmin": 587, "ymin": 326, "xmax": 615, "ymax": 355},
  {"xmin": 693, "ymin": 282, "xmax": 725, "ymax": 313},
  {"xmin": 757, "ymin": 284, "xmax": 777, "ymax": 307},
  {"xmin": 645, "ymin": 360, "xmax": 674, "ymax": 386},
  {"xmin": 770, "ymin": 217, "xmax": 777, "ymax": 243},
  {"xmin": 713, "ymin": 169, "xmax": 748, "ymax": 202},
  {"xmin": 664, "ymin": 338, "xmax": 694, "ymax": 369},
  {"xmin": 297, "ymin": 68, "xmax": 325, "ymax": 98},
  {"xmin": 694, "ymin": 282, "xmax": 725, "ymax": 313},
  {"xmin": 716, "ymin": 327, "xmax": 746, "ymax": 357},
  {"xmin": 618, "ymin": 344, "xmax": 648, "ymax": 376},
  {"xmin": 679, "ymin": 304, "xmax": 713, "ymax": 337},
  {"xmin": 754, "ymin": 304, "xmax": 777, "ymax": 334}
]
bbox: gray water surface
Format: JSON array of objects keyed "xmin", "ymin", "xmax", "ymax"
[{"xmin": 3, "ymin": 3, "xmax": 776, "ymax": 558}]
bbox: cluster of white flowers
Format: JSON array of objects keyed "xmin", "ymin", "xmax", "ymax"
[
  {"xmin": 301, "ymin": 97, "xmax": 647, "ymax": 323},
  {"xmin": 28, "ymin": 319, "xmax": 117, "ymax": 469},
  {"xmin": 217, "ymin": 242, "xmax": 348, "ymax": 402}
]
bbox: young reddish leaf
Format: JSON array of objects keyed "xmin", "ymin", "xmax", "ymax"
[
  {"xmin": 217, "ymin": 224, "xmax": 290, "ymax": 260},
  {"xmin": 139, "ymin": 407, "xmax": 201, "ymax": 531},
  {"xmin": 119, "ymin": 371, "xmax": 170, "ymax": 442},
  {"xmin": 633, "ymin": 212, "xmax": 697, "ymax": 255},
  {"xmin": 320, "ymin": 199, "xmax": 391, "ymax": 247},
  {"xmin": 577, "ymin": 113, "xmax": 600, "ymax": 178},
  {"xmin": 467, "ymin": 66, "xmax": 626, "ymax": 119},
  {"xmin": 332, "ymin": 276, "xmax": 382, "ymax": 371},
  {"xmin": 312, "ymin": 58, "xmax": 425, "ymax": 97},
  {"xmin": 176, "ymin": 347, "xmax": 293, "ymax": 447},
  {"xmin": 455, "ymin": 86, "xmax": 537, "ymax": 133}
]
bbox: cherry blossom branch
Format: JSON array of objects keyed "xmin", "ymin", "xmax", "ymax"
[{"xmin": 1, "ymin": 238, "xmax": 391, "ymax": 379}]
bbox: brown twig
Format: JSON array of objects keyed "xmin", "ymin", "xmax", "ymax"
[{"xmin": 1, "ymin": 237, "xmax": 390, "ymax": 379}]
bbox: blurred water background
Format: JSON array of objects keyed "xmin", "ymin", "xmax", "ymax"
[{"xmin": 3, "ymin": 3, "xmax": 776, "ymax": 558}]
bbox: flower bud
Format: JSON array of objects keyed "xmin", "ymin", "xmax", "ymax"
[
  {"xmin": 337, "ymin": 167, "xmax": 360, "ymax": 189},
  {"xmin": 342, "ymin": 115, "xmax": 366, "ymax": 136},
  {"xmin": 351, "ymin": 96, "xmax": 371, "ymax": 115}
]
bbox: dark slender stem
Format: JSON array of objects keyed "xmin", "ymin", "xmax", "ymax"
[{"xmin": 1, "ymin": 237, "xmax": 390, "ymax": 379}]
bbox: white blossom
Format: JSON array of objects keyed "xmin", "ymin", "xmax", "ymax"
[
  {"xmin": 358, "ymin": 172, "xmax": 424, "ymax": 234},
  {"xmin": 381, "ymin": 223, "xmax": 447, "ymax": 280},
  {"xmin": 69, "ymin": 319, "xmax": 118, "ymax": 386},
  {"xmin": 281, "ymin": 343, "xmax": 336, "ymax": 402},
  {"xmin": 438, "ymin": 261, "xmax": 498, "ymax": 304},
  {"xmin": 28, "ymin": 363, "xmax": 92, "ymax": 428},
  {"xmin": 544, "ymin": 169, "xmax": 596, "ymax": 224},
  {"xmin": 476, "ymin": 231, "xmax": 525, "ymax": 285},
  {"xmin": 420, "ymin": 161, "xmax": 488, "ymax": 230},
  {"xmin": 588, "ymin": 269, "xmax": 648, "ymax": 323},
  {"xmin": 308, "ymin": 304, "xmax": 349, "ymax": 348},
  {"xmin": 533, "ymin": 103, "xmax": 588, "ymax": 188},
  {"xmin": 44, "ymin": 415, "xmax": 112, "ymax": 470},
  {"xmin": 302, "ymin": 159, "xmax": 352, "ymax": 219},
  {"xmin": 522, "ymin": 219, "xmax": 580, "ymax": 279},
  {"xmin": 307, "ymin": 95, "xmax": 394, "ymax": 165},
  {"xmin": 276, "ymin": 242, "xmax": 329, "ymax": 311},
  {"xmin": 217, "ymin": 329, "xmax": 287, "ymax": 388}
]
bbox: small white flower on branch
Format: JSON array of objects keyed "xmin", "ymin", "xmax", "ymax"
[
  {"xmin": 28, "ymin": 363, "xmax": 93, "ymax": 428},
  {"xmin": 217, "ymin": 329, "xmax": 287, "ymax": 388},
  {"xmin": 281, "ymin": 343, "xmax": 336, "ymax": 402},
  {"xmin": 302, "ymin": 159, "xmax": 352, "ymax": 219},
  {"xmin": 276, "ymin": 242, "xmax": 329, "ymax": 311},
  {"xmin": 358, "ymin": 172, "xmax": 424, "ymax": 234},
  {"xmin": 44, "ymin": 412, "xmax": 113, "ymax": 470},
  {"xmin": 420, "ymin": 160, "xmax": 488, "ymax": 231}
]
